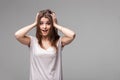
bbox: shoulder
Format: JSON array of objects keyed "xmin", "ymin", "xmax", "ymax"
[
  {"xmin": 57, "ymin": 37, "xmax": 64, "ymax": 47},
  {"xmin": 28, "ymin": 36, "xmax": 37, "ymax": 47}
]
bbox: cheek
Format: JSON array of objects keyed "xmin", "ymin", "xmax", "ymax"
[
  {"xmin": 39, "ymin": 25, "xmax": 41, "ymax": 28},
  {"xmin": 48, "ymin": 25, "xmax": 52, "ymax": 29},
  {"xmin": 38, "ymin": 25, "xmax": 51, "ymax": 29}
]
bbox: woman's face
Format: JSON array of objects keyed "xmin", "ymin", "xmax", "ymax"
[{"xmin": 39, "ymin": 17, "xmax": 52, "ymax": 37}]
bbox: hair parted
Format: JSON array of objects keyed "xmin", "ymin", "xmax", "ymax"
[{"xmin": 36, "ymin": 9, "xmax": 60, "ymax": 51}]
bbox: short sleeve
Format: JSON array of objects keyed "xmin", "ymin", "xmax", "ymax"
[
  {"xmin": 58, "ymin": 37, "xmax": 63, "ymax": 51},
  {"xmin": 29, "ymin": 36, "xmax": 36, "ymax": 48}
]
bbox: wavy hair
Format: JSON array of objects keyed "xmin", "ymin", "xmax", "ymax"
[{"xmin": 36, "ymin": 9, "xmax": 60, "ymax": 51}]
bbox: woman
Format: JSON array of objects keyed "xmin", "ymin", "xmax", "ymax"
[{"xmin": 15, "ymin": 9, "xmax": 76, "ymax": 80}]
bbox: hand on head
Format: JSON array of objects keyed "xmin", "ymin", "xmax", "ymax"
[
  {"xmin": 34, "ymin": 9, "xmax": 57, "ymax": 26},
  {"xmin": 51, "ymin": 12, "xmax": 57, "ymax": 25},
  {"xmin": 34, "ymin": 12, "xmax": 39, "ymax": 26}
]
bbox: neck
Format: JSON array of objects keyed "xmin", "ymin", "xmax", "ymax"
[{"xmin": 42, "ymin": 36, "xmax": 49, "ymax": 41}]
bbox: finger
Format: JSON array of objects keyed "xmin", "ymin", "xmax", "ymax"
[
  {"xmin": 36, "ymin": 12, "xmax": 39, "ymax": 16},
  {"xmin": 52, "ymin": 12, "xmax": 56, "ymax": 16}
]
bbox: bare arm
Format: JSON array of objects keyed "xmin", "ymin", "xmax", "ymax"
[
  {"xmin": 14, "ymin": 13, "xmax": 39, "ymax": 46},
  {"xmin": 51, "ymin": 13, "xmax": 76, "ymax": 47},
  {"xmin": 54, "ymin": 24, "xmax": 76, "ymax": 47}
]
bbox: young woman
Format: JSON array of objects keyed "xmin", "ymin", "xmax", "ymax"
[{"xmin": 15, "ymin": 9, "xmax": 76, "ymax": 80}]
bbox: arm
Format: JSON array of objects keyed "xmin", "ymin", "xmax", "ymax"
[
  {"xmin": 52, "ymin": 13, "xmax": 76, "ymax": 47},
  {"xmin": 14, "ymin": 13, "xmax": 39, "ymax": 46},
  {"xmin": 54, "ymin": 24, "xmax": 76, "ymax": 47}
]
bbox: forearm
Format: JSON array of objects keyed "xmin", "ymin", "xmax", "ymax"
[
  {"xmin": 15, "ymin": 23, "xmax": 36, "ymax": 38},
  {"xmin": 54, "ymin": 24, "xmax": 75, "ymax": 38}
]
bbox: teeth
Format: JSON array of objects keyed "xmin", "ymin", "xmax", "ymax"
[{"xmin": 42, "ymin": 30, "xmax": 48, "ymax": 32}]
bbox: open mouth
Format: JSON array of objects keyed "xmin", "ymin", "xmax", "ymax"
[
  {"xmin": 42, "ymin": 29, "xmax": 48, "ymax": 32},
  {"xmin": 41, "ymin": 29, "xmax": 49, "ymax": 35}
]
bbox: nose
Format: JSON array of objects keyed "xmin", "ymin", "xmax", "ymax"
[{"xmin": 43, "ymin": 23, "xmax": 47, "ymax": 28}]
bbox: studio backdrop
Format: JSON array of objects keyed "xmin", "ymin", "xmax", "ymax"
[{"xmin": 0, "ymin": 0, "xmax": 120, "ymax": 80}]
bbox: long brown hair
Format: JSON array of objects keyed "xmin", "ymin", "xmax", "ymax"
[{"xmin": 36, "ymin": 9, "xmax": 60, "ymax": 50}]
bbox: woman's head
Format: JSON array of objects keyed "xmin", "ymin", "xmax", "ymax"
[
  {"xmin": 36, "ymin": 9, "xmax": 54, "ymax": 37},
  {"xmin": 36, "ymin": 9, "xmax": 60, "ymax": 50}
]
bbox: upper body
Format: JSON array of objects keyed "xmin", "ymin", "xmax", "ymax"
[
  {"xmin": 29, "ymin": 35, "xmax": 63, "ymax": 80},
  {"xmin": 15, "ymin": 9, "xmax": 76, "ymax": 80}
]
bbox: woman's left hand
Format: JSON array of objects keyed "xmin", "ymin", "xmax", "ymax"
[{"xmin": 51, "ymin": 12, "xmax": 57, "ymax": 26}]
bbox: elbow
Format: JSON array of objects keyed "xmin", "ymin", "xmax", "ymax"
[
  {"xmin": 67, "ymin": 31, "xmax": 76, "ymax": 40},
  {"xmin": 14, "ymin": 32, "xmax": 18, "ymax": 39},
  {"xmin": 71, "ymin": 32, "xmax": 76, "ymax": 39},
  {"xmin": 14, "ymin": 32, "xmax": 20, "ymax": 39}
]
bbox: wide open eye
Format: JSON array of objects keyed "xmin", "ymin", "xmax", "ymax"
[
  {"xmin": 39, "ymin": 22, "xmax": 43, "ymax": 25},
  {"xmin": 46, "ymin": 22, "xmax": 51, "ymax": 25}
]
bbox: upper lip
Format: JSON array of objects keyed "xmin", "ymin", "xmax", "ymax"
[{"xmin": 42, "ymin": 29, "xmax": 48, "ymax": 31}]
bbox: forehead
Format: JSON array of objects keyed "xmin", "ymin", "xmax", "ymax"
[{"xmin": 40, "ymin": 17, "xmax": 49, "ymax": 22}]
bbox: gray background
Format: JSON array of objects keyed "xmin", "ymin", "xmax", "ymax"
[{"xmin": 0, "ymin": 0, "xmax": 120, "ymax": 80}]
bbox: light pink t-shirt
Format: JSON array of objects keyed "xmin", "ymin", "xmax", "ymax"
[{"xmin": 29, "ymin": 36, "xmax": 63, "ymax": 80}]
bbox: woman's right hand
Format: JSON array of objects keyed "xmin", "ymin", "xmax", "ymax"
[
  {"xmin": 15, "ymin": 12, "xmax": 40, "ymax": 46},
  {"xmin": 34, "ymin": 12, "xmax": 39, "ymax": 26}
]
